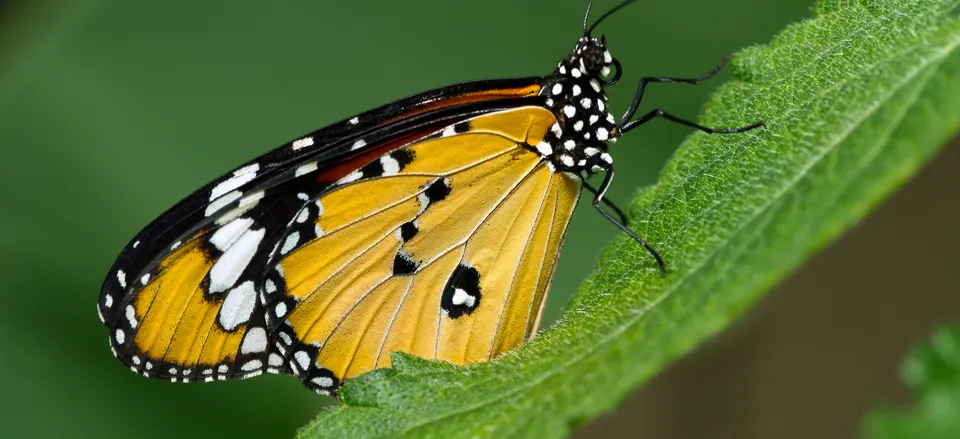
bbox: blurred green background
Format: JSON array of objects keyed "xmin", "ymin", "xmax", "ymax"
[{"xmin": 1, "ymin": 1, "xmax": 957, "ymax": 438}]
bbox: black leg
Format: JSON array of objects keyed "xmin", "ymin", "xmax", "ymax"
[
  {"xmin": 619, "ymin": 55, "xmax": 732, "ymax": 126},
  {"xmin": 620, "ymin": 108, "xmax": 766, "ymax": 135},
  {"xmin": 582, "ymin": 179, "xmax": 629, "ymax": 226},
  {"xmin": 592, "ymin": 164, "xmax": 666, "ymax": 272}
]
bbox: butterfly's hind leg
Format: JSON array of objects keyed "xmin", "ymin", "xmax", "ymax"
[{"xmin": 589, "ymin": 163, "xmax": 667, "ymax": 272}]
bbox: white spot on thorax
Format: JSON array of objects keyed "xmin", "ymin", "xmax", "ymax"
[
  {"xmin": 589, "ymin": 115, "xmax": 599, "ymax": 125},
  {"xmin": 210, "ymin": 164, "xmax": 259, "ymax": 201},
  {"xmin": 563, "ymin": 106, "xmax": 576, "ymax": 117},
  {"xmin": 596, "ymin": 127, "xmax": 609, "ymax": 141},
  {"xmin": 572, "ymin": 85, "xmax": 581, "ymax": 96},
  {"xmin": 535, "ymin": 141, "xmax": 553, "ymax": 156},
  {"xmin": 209, "ymin": 228, "xmax": 265, "ymax": 293},
  {"xmin": 563, "ymin": 140, "xmax": 576, "ymax": 150},
  {"xmin": 219, "ymin": 281, "xmax": 257, "ymax": 331},
  {"xmin": 580, "ymin": 98, "xmax": 592, "ymax": 109},
  {"xmin": 560, "ymin": 155, "xmax": 575, "ymax": 167},
  {"xmin": 573, "ymin": 121, "xmax": 584, "ymax": 132},
  {"xmin": 584, "ymin": 147, "xmax": 599, "ymax": 157},
  {"xmin": 292, "ymin": 137, "xmax": 314, "ymax": 150},
  {"xmin": 551, "ymin": 83, "xmax": 563, "ymax": 95},
  {"xmin": 132, "ymin": 240, "xmax": 140, "ymax": 248},
  {"xmin": 550, "ymin": 123, "xmax": 562, "ymax": 137},
  {"xmin": 590, "ymin": 79, "xmax": 601, "ymax": 93}
]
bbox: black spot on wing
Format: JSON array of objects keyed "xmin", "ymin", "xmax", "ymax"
[
  {"xmin": 453, "ymin": 121, "xmax": 470, "ymax": 134},
  {"xmin": 440, "ymin": 263, "xmax": 482, "ymax": 319},
  {"xmin": 390, "ymin": 149, "xmax": 415, "ymax": 169},
  {"xmin": 360, "ymin": 157, "xmax": 385, "ymax": 178},
  {"xmin": 423, "ymin": 179, "xmax": 451, "ymax": 204},
  {"xmin": 399, "ymin": 221, "xmax": 419, "ymax": 242},
  {"xmin": 392, "ymin": 251, "xmax": 418, "ymax": 275}
]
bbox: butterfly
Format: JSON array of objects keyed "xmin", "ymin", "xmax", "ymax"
[{"xmin": 97, "ymin": 0, "xmax": 762, "ymax": 396}]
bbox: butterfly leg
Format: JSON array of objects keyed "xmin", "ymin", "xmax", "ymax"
[
  {"xmin": 618, "ymin": 54, "xmax": 732, "ymax": 126},
  {"xmin": 620, "ymin": 108, "xmax": 765, "ymax": 135},
  {"xmin": 582, "ymin": 179, "xmax": 629, "ymax": 226},
  {"xmin": 617, "ymin": 55, "xmax": 765, "ymax": 135},
  {"xmin": 591, "ymin": 163, "xmax": 666, "ymax": 271}
]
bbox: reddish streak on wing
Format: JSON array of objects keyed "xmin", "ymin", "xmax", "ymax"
[{"xmin": 314, "ymin": 84, "xmax": 542, "ymax": 184}]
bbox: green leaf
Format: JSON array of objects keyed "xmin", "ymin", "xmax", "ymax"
[
  {"xmin": 302, "ymin": 1, "xmax": 960, "ymax": 437},
  {"xmin": 863, "ymin": 325, "xmax": 960, "ymax": 439}
]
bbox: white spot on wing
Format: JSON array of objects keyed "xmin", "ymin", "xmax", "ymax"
[
  {"xmin": 219, "ymin": 281, "xmax": 257, "ymax": 331},
  {"xmin": 209, "ymin": 228, "xmax": 265, "ymax": 293},
  {"xmin": 563, "ymin": 106, "xmax": 576, "ymax": 117},
  {"xmin": 351, "ymin": 139, "xmax": 367, "ymax": 150},
  {"xmin": 104, "ymin": 293, "xmax": 113, "ymax": 308},
  {"xmin": 380, "ymin": 155, "xmax": 400, "ymax": 176},
  {"xmin": 141, "ymin": 274, "xmax": 150, "ymax": 285},
  {"xmin": 268, "ymin": 353, "xmax": 284, "ymax": 367},
  {"xmin": 451, "ymin": 288, "xmax": 475, "ymax": 308},
  {"xmin": 115, "ymin": 328, "xmax": 125, "ymax": 344},
  {"xmin": 295, "ymin": 351, "xmax": 310, "ymax": 371},
  {"xmin": 241, "ymin": 327, "xmax": 268, "ymax": 354},
  {"xmin": 349, "ymin": 117, "xmax": 359, "ymax": 125},
  {"xmin": 292, "ymin": 137, "xmax": 314, "ymax": 150},
  {"xmin": 312, "ymin": 377, "xmax": 334, "ymax": 388},
  {"xmin": 116, "ymin": 270, "xmax": 126, "ymax": 289},
  {"xmin": 337, "ymin": 170, "xmax": 363, "ymax": 185},
  {"xmin": 125, "ymin": 305, "xmax": 138, "ymax": 329},
  {"xmin": 209, "ymin": 217, "xmax": 254, "ymax": 251},
  {"xmin": 280, "ymin": 231, "xmax": 300, "ymax": 255},
  {"xmin": 205, "ymin": 190, "xmax": 242, "ymax": 217},
  {"xmin": 295, "ymin": 162, "xmax": 318, "ymax": 177},
  {"xmin": 241, "ymin": 359, "xmax": 263, "ymax": 372},
  {"xmin": 210, "ymin": 164, "xmax": 259, "ymax": 201}
]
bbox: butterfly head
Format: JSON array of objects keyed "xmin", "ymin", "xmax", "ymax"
[
  {"xmin": 535, "ymin": 36, "xmax": 620, "ymax": 174},
  {"xmin": 573, "ymin": 36, "xmax": 616, "ymax": 79}
]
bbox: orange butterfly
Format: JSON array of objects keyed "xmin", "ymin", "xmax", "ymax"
[{"xmin": 97, "ymin": 0, "xmax": 762, "ymax": 396}]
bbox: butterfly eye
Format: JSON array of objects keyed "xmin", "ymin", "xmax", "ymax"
[{"xmin": 601, "ymin": 58, "xmax": 622, "ymax": 86}]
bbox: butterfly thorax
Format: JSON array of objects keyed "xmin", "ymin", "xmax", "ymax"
[{"xmin": 535, "ymin": 37, "xmax": 617, "ymax": 174}]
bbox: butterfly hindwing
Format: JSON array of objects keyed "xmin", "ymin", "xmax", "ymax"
[{"xmin": 264, "ymin": 107, "xmax": 581, "ymax": 394}]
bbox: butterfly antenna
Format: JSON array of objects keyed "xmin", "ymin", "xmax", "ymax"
[
  {"xmin": 582, "ymin": 0, "xmax": 596, "ymax": 36},
  {"xmin": 587, "ymin": 0, "xmax": 641, "ymax": 36}
]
